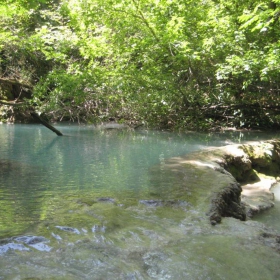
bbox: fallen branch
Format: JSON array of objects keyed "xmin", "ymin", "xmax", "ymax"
[{"xmin": 30, "ymin": 112, "xmax": 63, "ymax": 136}]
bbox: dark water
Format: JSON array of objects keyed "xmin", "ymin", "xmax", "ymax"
[{"xmin": 0, "ymin": 124, "xmax": 280, "ymax": 279}]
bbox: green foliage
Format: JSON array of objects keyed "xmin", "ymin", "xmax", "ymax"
[{"xmin": 1, "ymin": 0, "xmax": 280, "ymax": 129}]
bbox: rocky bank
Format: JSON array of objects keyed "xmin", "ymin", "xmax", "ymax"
[{"xmin": 151, "ymin": 139, "xmax": 280, "ymax": 225}]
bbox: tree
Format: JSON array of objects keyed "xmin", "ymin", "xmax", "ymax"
[{"xmin": 1, "ymin": 0, "xmax": 280, "ymax": 129}]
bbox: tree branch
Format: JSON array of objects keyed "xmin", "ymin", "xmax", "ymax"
[
  {"xmin": 30, "ymin": 112, "xmax": 63, "ymax": 136},
  {"xmin": 0, "ymin": 100, "xmax": 25, "ymax": 106},
  {"xmin": 0, "ymin": 77, "xmax": 33, "ymax": 89}
]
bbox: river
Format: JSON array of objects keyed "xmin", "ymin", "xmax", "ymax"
[{"xmin": 0, "ymin": 124, "xmax": 280, "ymax": 279}]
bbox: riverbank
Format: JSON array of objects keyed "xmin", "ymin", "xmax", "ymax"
[{"xmin": 153, "ymin": 140, "xmax": 280, "ymax": 225}]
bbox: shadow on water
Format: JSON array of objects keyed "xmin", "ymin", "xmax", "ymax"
[{"xmin": 0, "ymin": 124, "xmax": 280, "ymax": 279}]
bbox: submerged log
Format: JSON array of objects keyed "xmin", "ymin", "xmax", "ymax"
[{"xmin": 30, "ymin": 112, "xmax": 63, "ymax": 136}]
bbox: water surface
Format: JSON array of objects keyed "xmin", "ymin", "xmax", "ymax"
[{"xmin": 0, "ymin": 124, "xmax": 280, "ymax": 279}]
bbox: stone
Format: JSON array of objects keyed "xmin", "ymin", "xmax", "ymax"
[{"xmin": 150, "ymin": 140, "xmax": 280, "ymax": 224}]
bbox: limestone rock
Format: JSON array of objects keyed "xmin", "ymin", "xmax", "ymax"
[{"xmin": 152, "ymin": 140, "xmax": 280, "ymax": 225}]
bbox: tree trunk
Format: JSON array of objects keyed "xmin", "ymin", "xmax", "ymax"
[{"xmin": 30, "ymin": 112, "xmax": 63, "ymax": 136}]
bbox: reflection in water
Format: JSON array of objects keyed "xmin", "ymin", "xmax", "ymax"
[{"xmin": 0, "ymin": 124, "xmax": 280, "ymax": 279}]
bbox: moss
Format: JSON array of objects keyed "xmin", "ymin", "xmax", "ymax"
[
  {"xmin": 226, "ymin": 165, "xmax": 244, "ymax": 182},
  {"xmin": 239, "ymin": 142, "xmax": 280, "ymax": 178},
  {"xmin": 229, "ymin": 168, "xmax": 259, "ymax": 183},
  {"xmin": 246, "ymin": 169, "xmax": 260, "ymax": 182},
  {"xmin": 242, "ymin": 143, "xmax": 274, "ymax": 168},
  {"xmin": 77, "ymin": 198, "xmax": 97, "ymax": 206}
]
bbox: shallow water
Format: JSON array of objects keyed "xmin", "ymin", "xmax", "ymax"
[
  {"xmin": 254, "ymin": 184, "xmax": 280, "ymax": 232},
  {"xmin": 0, "ymin": 124, "xmax": 280, "ymax": 279}
]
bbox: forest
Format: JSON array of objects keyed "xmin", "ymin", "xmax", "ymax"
[{"xmin": 0, "ymin": 0, "xmax": 280, "ymax": 130}]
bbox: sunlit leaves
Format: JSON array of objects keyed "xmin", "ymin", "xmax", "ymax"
[
  {"xmin": 30, "ymin": 25, "xmax": 79, "ymax": 62},
  {"xmin": 1, "ymin": 0, "xmax": 280, "ymax": 128},
  {"xmin": 239, "ymin": 2, "xmax": 279, "ymax": 32}
]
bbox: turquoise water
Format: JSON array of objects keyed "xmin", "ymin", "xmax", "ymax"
[{"xmin": 0, "ymin": 124, "xmax": 280, "ymax": 279}]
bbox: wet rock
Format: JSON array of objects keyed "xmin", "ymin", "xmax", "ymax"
[
  {"xmin": 139, "ymin": 199, "xmax": 189, "ymax": 208},
  {"xmin": 150, "ymin": 149, "xmax": 246, "ymax": 224},
  {"xmin": 208, "ymin": 212, "xmax": 222, "ymax": 225},
  {"xmin": 241, "ymin": 177, "xmax": 275, "ymax": 218},
  {"xmin": 14, "ymin": 236, "xmax": 49, "ymax": 245},
  {"xmin": 259, "ymin": 232, "xmax": 280, "ymax": 251},
  {"xmin": 77, "ymin": 198, "xmax": 97, "ymax": 206},
  {"xmin": 13, "ymin": 236, "xmax": 52, "ymax": 252},
  {"xmin": 209, "ymin": 182, "xmax": 246, "ymax": 225},
  {"xmin": 0, "ymin": 236, "xmax": 52, "ymax": 253},
  {"xmin": 55, "ymin": 226, "xmax": 80, "ymax": 234},
  {"xmin": 142, "ymin": 251, "xmax": 170, "ymax": 279},
  {"xmin": 30, "ymin": 242, "xmax": 52, "ymax": 252},
  {"xmin": 92, "ymin": 225, "xmax": 106, "ymax": 233},
  {"xmin": 0, "ymin": 242, "xmax": 29, "ymax": 255},
  {"xmin": 165, "ymin": 200, "xmax": 189, "ymax": 207},
  {"xmin": 242, "ymin": 143, "xmax": 274, "ymax": 168},
  {"xmin": 139, "ymin": 200, "xmax": 163, "ymax": 207},
  {"xmin": 241, "ymin": 141, "xmax": 280, "ymax": 175},
  {"xmin": 51, "ymin": 232, "xmax": 62, "ymax": 241},
  {"xmin": 202, "ymin": 141, "xmax": 280, "ymax": 223},
  {"xmin": 150, "ymin": 140, "xmax": 280, "ymax": 225},
  {"xmin": 223, "ymin": 152, "xmax": 252, "ymax": 182},
  {"xmin": 97, "ymin": 197, "xmax": 115, "ymax": 203}
]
